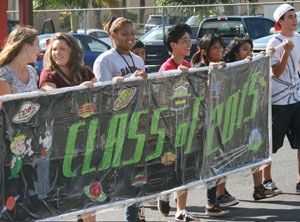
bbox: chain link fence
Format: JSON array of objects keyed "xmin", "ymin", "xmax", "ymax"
[{"xmin": 22, "ymin": 1, "xmax": 300, "ymax": 39}]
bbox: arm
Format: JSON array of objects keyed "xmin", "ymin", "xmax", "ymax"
[
  {"xmin": 272, "ymin": 40, "xmax": 294, "ymax": 78},
  {"xmin": 0, "ymin": 81, "xmax": 11, "ymax": 110},
  {"xmin": 40, "ymin": 82, "xmax": 57, "ymax": 91}
]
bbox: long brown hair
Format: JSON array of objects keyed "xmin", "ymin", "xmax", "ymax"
[
  {"xmin": 43, "ymin": 32, "xmax": 86, "ymax": 86},
  {"xmin": 0, "ymin": 26, "xmax": 38, "ymax": 67}
]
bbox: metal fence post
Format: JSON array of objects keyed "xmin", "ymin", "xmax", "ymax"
[
  {"xmin": 84, "ymin": 9, "xmax": 87, "ymax": 34},
  {"xmin": 247, "ymin": 1, "xmax": 250, "ymax": 16},
  {"xmin": 162, "ymin": 6, "xmax": 165, "ymax": 37}
]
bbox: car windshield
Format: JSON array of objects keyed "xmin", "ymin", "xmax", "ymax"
[
  {"xmin": 140, "ymin": 29, "xmax": 163, "ymax": 41},
  {"xmin": 199, "ymin": 20, "xmax": 246, "ymax": 38},
  {"xmin": 186, "ymin": 16, "xmax": 199, "ymax": 26},
  {"xmin": 147, "ymin": 16, "xmax": 162, "ymax": 25}
]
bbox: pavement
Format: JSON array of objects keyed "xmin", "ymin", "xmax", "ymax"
[{"xmin": 60, "ymin": 139, "xmax": 300, "ymax": 221}]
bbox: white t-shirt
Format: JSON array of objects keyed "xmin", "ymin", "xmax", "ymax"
[
  {"xmin": 267, "ymin": 32, "xmax": 300, "ymax": 105},
  {"xmin": 93, "ymin": 48, "xmax": 145, "ymax": 82}
]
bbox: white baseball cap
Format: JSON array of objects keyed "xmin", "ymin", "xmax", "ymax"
[{"xmin": 273, "ymin": 4, "xmax": 295, "ymax": 31}]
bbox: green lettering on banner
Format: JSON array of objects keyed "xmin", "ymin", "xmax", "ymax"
[
  {"xmin": 81, "ymin": 119, "xmax": 98, "ymax": 175},
  {"xmin": 184, "ymin": 96, "xmax": 204, "ymax": 154},
  {"xmin": 206, "ymin": 103, "xmax": 224, "ymax": 156},
  {"xmin": 98, "ymin": 113, "xmax": 128, "ymax": 171},
  {"xmin": 145, "ymin": 107, "xmax": 168, "ymax": 162},
  {"xmin": 123, "ymin": 110, "xmax": 148, "ymax": 165},
  {"xmin": 175, "ymin": 123, "xmax": 188, "ymax": 148},
  {"xmin": 222, "ymin": 92, "xmax": 239, "ymax": 144},
  {"xmin": 244, "ymin": 71, "xmax": 259, "ymax": 122},
  {"xmin": 63, "ymin": 121, "xmax": 86, "ymax": 177},
  {"xmin": 236, "ymin": 82, "xmax": 249, "ymax": 129}
]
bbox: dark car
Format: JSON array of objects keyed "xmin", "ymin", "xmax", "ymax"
[
  {"xmin": 140, "ymin": 25, "xmax": 199, "ymax": 71},
  {"xmin": 197, "ymin": 16, "xmax": 275, "ymax": 47},
  {"xmin": 34, "ymin": 33, "xmax": 110, "ymax": 75}
]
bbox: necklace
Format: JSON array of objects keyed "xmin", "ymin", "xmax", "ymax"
[{"xmin": 116, "ymin": 49, "xmax": 136, "ymax": 75}]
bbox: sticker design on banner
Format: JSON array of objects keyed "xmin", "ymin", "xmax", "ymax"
[
  {"xmin": 114, "ymin": 87, "xmax": 136, "ymax": 111},
  {"xmin": 9, "ymin": 131, "xmax": 33, "ymax": 179},
  {"xmin": 130, "ymin": 175, "xmax": 147, "ymax": 188},
  {"xmin": 12, "ymin": 101, "xmax": 40, "ymax": 123},
  {"xmin": 210, "ymin": 80, "xmax": 224, "ymax": 99},
  {"xmin": 259, "ymin": 76, "xmax": 266, "ymax": 87},
  {"xmin": 84, "ymin": 182, "xmax": 106, "ymax": 202},
  {"xmin": 161, "ymin": 152, "xmax": 176, "ymax": 166},
  {"xmin": 170, "ymin": 84, "xmax": 191, "ymax": 111},
  {"xmin": 77, "ymin": 103, "xmax": 95, "ymax": 118},
  {"xmin": 248, "ymin": 128, "xmax": 262, "ymax": 152},
  {"xmin": 1, "ymin": 195, "xmax": 20, "ymax": 213}
]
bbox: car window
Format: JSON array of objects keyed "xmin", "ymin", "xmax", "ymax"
[
  {"xmin": 141, "ymin": 29, "xmax": 163, "ymax": 41},
  {"xmin": 82, "ymin": 36, "xmax": 109, "ymax": 52},
  {"xmin": 244, "ymin": 18, "xmax": 274, "ymax": 39},
  {"xmin": 147, "ymin": 16, "xmax": 162, "ymax": 25},
  {"xmin": 199, "ymin": 20, "xmax": 246, "ymax": 38},
  {"xmin": 90, "ymin": 31, "xmax": 109, "ymax": 39},
  {"xmin": 75, "ymin": 37, "xmax": 85, "ymax": 50}
]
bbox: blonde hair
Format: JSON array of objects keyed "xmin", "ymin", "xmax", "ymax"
[
  {"xmin": 10, "ymin": 134, "xmax": 27, "ymax": 149},
  {"xmin": 43, "ymin": 32, "xmax": 86, "ymax": 86},
  {"xmin": 0, "ymin": 26, "xmax": 38, "ymax": 67}
]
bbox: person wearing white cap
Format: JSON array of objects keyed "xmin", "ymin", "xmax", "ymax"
[{"xmin": 263, "ymin": 3, "xmax": 300, "ymax": 194}]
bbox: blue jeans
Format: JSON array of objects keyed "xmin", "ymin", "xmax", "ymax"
[
  {"xmin": 125, "ymin": 202, "xmax": 139, "ymax": 222},
  {"xmin": 206, "ymin": 186, "xmax": 217, "ymax": 205}
]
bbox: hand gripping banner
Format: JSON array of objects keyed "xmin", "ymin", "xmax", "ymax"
[{"xmin": 0, "ymin": 56, "xmax": 270, "ymax": 221}]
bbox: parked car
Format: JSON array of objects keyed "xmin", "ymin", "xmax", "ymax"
[
  {"xmin": 253, "ymin": 11, "xmax": 300, "ymax": 53},
  {"xmin": 139, "ymin": 26, "xmax": 199, "ymax": 70},
  {"xmin": 144, "ymin": 14, "xmax": 189, "ymax": 33},
  {"xmin": 197, "ymin": 16, "xmax": 275, "ymax": 47},
  {"xmin": 77, "ymin": 29, "xmax": 111, "ymax": 46},
  {"xmin": 185, "ymin": 15, "xmax": 202, "ymax": 27},
  {"xmin": 34, "ymin": 33, "xmax": 110, "ymax": 75}
]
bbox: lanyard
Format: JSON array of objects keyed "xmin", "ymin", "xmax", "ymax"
[
  {"xmin": 116, "ymin": 50, "xmax": 136, "ymax": 75},
  {"xmin": 172, "ymin": 59, "xmax": 180, "ymax": 68}
]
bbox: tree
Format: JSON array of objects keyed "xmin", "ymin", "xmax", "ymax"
[
  {"xmin": 91, "ymin": 0, "xmax": 119, "ymax": 30},
  {"xmin": 33, "ymin": 0, "xmax": 91, "ymax": 32}
]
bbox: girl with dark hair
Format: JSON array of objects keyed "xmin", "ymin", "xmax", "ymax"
[
  {"xmin": 223, "ymin": 36, "xmax": 279, "ymax": 200},
  {"xmin": 191, "ymin": 33, "xmax": 233, "ymax": 217},
  {"xmin": 93, "ymin": 17, "xmax": 147, "ymax": 84},
  {"xmin": 39, "ymin": 32, "xmax": 96, "ymax": 90}
]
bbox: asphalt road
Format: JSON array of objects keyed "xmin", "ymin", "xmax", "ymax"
[{"xmin": 59, "ymin": 139, "xmax": 300, "ymax": 221}]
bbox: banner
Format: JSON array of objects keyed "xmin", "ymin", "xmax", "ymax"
[{"xmin": 0, "ymin": 57, "xmax": 270, "ymax": 221}]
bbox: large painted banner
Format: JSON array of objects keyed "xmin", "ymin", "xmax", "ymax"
[{"xmin": 0, "ymin": 57, "xmax": 270, "ymax": 221}]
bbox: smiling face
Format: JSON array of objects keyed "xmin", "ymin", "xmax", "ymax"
[
  {"xmin": 112, "ymin": 23, "xmax": 135, "ymax": 54},
  {"xmin": 235, "ymin": 42, "xmax": 253, "ymax": 61},
  {"xmin": 207, "ymin": 41, "xmax": 223, "ymax": 63},
  {"xmin": 51, "ymin": 39, "xmax": 71, "ymax": 68},
  {"xmin": 13, "ymin": 140, "xmax": 26, "ymax": 154},
  {"xmin": 171, "ymin": 32, "xmax": 192, "ymax": 57}
]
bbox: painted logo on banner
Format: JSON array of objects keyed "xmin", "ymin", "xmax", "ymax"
[
  {"xmin": 130, "ymin": 175, "xmax": 147, "ymax": 188},
  {"xmin": 12, "ymin": 101, "xmax": 40, "ymax": 123},
  {"xmin": 84, "ymin": 182, "xmax": 106, "ymax": 201},
  {"xmin": 114, "ymin": 87, "xmax": 136, "ymax": 111},
  {"xmin": 78, "ymin": 103, "xmax": 95, "ymax": 118},
  {"xmin": 170, "ymin": 82, "xmax": 191, "ymax": 111}
]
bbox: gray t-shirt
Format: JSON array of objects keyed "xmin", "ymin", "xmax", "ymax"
[
  {"xmin": 0, "ymin": 64, "xmax": 38, "ymax": 94},
  {"xmin": 93, "ymin": 48, "xmax": 145, "ymax": 82},
  {"xmin": 267, "ymin": 33, "xmax": 300, "ymax": 105}
]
